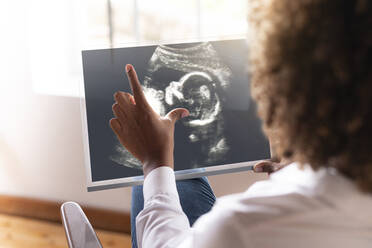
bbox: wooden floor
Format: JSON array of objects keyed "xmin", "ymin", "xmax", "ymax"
[{"xmin": 0, "ymin": 214, "xmax": 131, "ymax": 248}]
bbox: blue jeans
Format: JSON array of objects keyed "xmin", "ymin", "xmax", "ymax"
[{"xmin": 131, "ymin": 177, "xmax": 216, "ymax": 248}]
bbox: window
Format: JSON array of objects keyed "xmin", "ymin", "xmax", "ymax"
[{"xmin": 29, "ymin": 0, "xmax": 247, "ymax": 97}]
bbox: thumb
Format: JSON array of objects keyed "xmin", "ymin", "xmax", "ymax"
[{"xmin": 165, "ymin": 108, "xmax": 189, "ymax": 124}]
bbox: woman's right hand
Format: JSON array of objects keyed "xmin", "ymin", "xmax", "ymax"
[{"xmin": 110, "ymin": 64, "xmax": 189, "ymax": 178}]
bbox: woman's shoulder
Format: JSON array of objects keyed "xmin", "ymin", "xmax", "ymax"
[
  {"xmin": 214, "ymin": 162, "xmax": 372, "ymax": 223},
  {"xmin": 192, "ymin": 163, "xmax": 372, "ymax": 247}
]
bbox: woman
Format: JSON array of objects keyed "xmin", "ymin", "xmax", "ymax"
[{"xmin": 110, "ymin": 0, "xmax": 372, "ymax": 247}]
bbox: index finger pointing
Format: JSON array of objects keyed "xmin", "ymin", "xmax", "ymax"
[{"xmin": 125, "ymin": 64, "xmax": 148, "ymax": 106}]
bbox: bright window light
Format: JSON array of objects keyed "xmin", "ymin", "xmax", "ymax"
[{"xmin": 27, "ymin": 0, "xmax": 247, "ymax": 97}]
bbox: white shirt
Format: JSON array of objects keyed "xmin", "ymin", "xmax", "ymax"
[{"xmin": 136, "ymin": 163, "xmax": 372, "ymax": 248}]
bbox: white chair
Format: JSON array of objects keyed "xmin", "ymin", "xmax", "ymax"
[{"xmin": 60, "ymin": 202, "xmax": 103, "ymax": 248}]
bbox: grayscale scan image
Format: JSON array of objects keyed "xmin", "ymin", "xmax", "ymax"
[
  {"xmin": 82, "ymin": 39, "xmax": 270, "ymax": 182},
  {"xmin": 111, "ymin": 42, "xmax": 233, "ymax": 169}
]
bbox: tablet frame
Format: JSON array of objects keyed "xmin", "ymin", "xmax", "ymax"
[{"xmin": 80, "ymin": 35, "xmax": 271, "ymax": 192}]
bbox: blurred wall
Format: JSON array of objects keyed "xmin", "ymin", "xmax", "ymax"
[{"xmin": 0, "ymin": 1, "xmax": 267, "ymax": 213}]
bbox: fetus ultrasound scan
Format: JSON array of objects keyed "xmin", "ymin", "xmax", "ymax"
[{"xmin": 82, "ymin": 39, "xmax": 270, "ymax": 187}]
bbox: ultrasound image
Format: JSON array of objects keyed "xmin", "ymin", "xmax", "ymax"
[
  {"xmin": 82, "ymin": 39, "xmax": 270, "ymax": 183},
  {"xmin": 110, "ymin": 42, "xmax": 234, "ymax": 169}
]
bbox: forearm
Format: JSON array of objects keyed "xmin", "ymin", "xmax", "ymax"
[{"xmin": 135, "ymin": 167, "xmax": 192, "ymax": 248}]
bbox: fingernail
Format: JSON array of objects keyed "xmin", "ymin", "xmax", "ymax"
[
  {"xmin": 254, "ymin": 166, "xmax": 263, "ymax": 172},
  {"xmin": 181, "ymin": 111, "xmax": 189, "ymax": 118},
  {"xmin": 125, "ymin": 64, "xmax": 132, "ymax": 73}
]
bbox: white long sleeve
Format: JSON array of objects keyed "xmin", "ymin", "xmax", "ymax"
[
  {"xmin": 136, "ymin": 164, "xmax": 372, "ymax": 248},
  {"xmin": 136, "ymin": 166, "xmax": 191, "ymax": 248}
]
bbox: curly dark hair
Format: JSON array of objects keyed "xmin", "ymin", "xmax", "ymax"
[{"xmin": 248, "ymin": 0, "xmax": 372, "ymax": 192}]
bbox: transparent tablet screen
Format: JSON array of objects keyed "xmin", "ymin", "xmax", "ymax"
[{"xmin": 81, "ymin": 38, "xmax": 270, "ymax": 186}]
